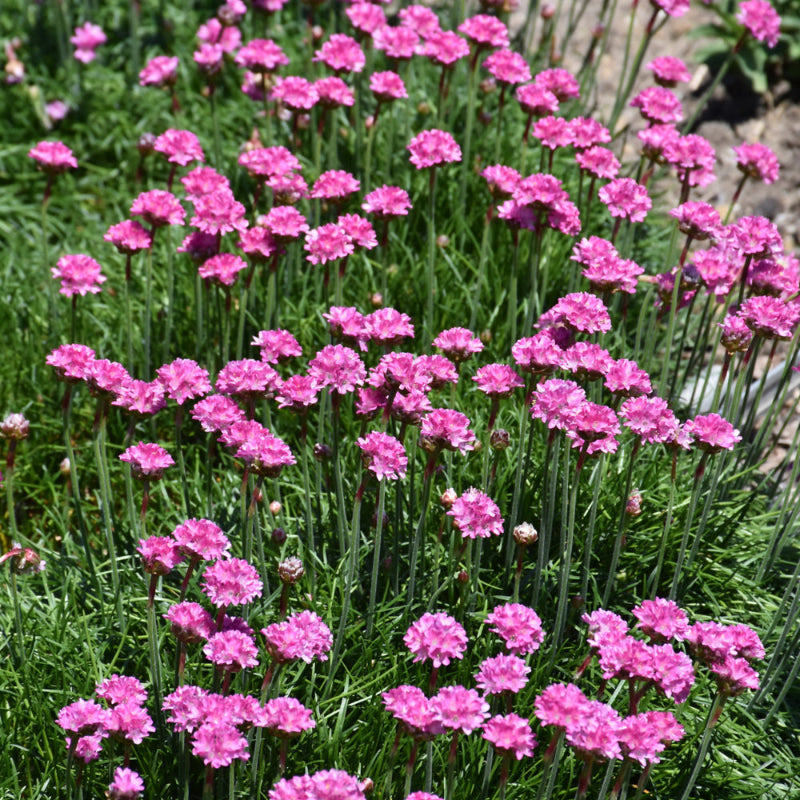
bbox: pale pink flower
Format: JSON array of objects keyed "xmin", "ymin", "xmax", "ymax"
[
  {"xmin": 107, "ymin": 767, "xmax": 144, "ymax": 800},
  {"xmin": 202, "ymin": 558, "xmax": 263, "ymax": 608},
  {"xmin": 29, "ymin": 140, "xmax": 77, "ymax": 173},
  {"xmin": 139, "ymin": 55, "xmax": 179, "ymax": 87},
  {"xmin": 407, "ymin": 129, "xmax": 461, "ymax": 169},
  {"xmin": 52, "ymin": 254, "xmax": 106, "ymax": 297},
  {"xmin": 733, "ymin": 142, "xmax": 779, "ymax": 184},
  {"xmin": 684, "ymin": 413, "xmax": 741, "ymax": 453},
  {"xmin": 598, "ymin": 178, "xmax": 651, "ymax": 222},
  {"xmin": 447, "ymin": 488, "xmax": 504, "ymax": 538},
  {"xmin": 131, "ymin": 190, "xmax": 185, "ymax": 228},
  {"xmin": 235, "ymin": 38, "xmax": 289, "ymax": 72},
  {"xmin": 534, "ymin": 68, "xmax": 580, "ymax": 101},
  {"xmin": 737, "ymin": 0, "xmax": 781, "ymax": 48},
  {"xmin": 419, "ymin": 409, "xmax": 476, "ymax": 454},
  {"xmin": 475, "ymin": 654, "xmax": 530, "ymax": 695},
  {"xmin": 432, "ymin": 686, "xmax": 489, "ymax": 735},
  {"xmin": 154, "ymin": 129, "xmax": 205, "ymax": 166},
  {"xmin": 314, "ymin": 33, "xmax": 366, "ymax": 73},
  {"xmin": 458, "ymin": 14, "xmax": 510, "ymax": 49},
  {"xmin": 483, "ymin": 714, "xmax": 536, "ymax": 759},
  {"xmin": 404, "ymin": 612, "xmax": 468, "ymax": 668},
  {"xmin": 71, "ymin": 22, "xmax": 106, "ymax": 63},
  {"xmin": 304, "ymin": 224, "xmax": 355, "ymax": 265},
  {"xmin": 485, "ymin": 603, "xmax": 544, "ymax": 654},
  {"xmin": 119, "ymin": 442, "xmax": 174, "ymax": 481}
]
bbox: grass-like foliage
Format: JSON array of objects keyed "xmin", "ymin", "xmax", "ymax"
[{"xmin": 0, "ymin": 1, "xmax": 798, "ymax": 799}]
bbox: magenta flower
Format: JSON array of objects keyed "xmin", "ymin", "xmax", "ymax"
[
  {"xmin": 119, "ymin": 442, "xmax": 175, "ymax": 481},
  {"xmin": 164, "ymin": 602, "xmax": 215, "ymax": 643},
  {"xmin": 432, "ymin": 685, "xmax": 489, "ymax": 735},
  {"xmin": 202, "ymin": 558, "xmax": 263, "ymax": 608},
  {"xmin": 216, "ymin": 359, "xmax": 280, "ymax": 401},
  {"xmin": 235, "ymin": 38, "xmax": 289, "ymax": 72},
  {"xmin": 131, "ymin": 189, "xmax": 186, "ymax": 228},
  {"xmin": 647, "ymin": 55, "xmax": 691, "ymax": 86},
  {"xmin": 262, "ymin": 697, "xmax": 316, "ymax": 738},
  {"xmin": 310, "ymin": 170, "xmax": 360, "ymax": 202},
  {"xmin": 191, "ymin": 395, "xmax": 246, "ymax": 432},
  {"xmin": 534, "ymin": 67, "xmax": 580, "ymax": 101},
  {"xmin": 420, "ymin": 29, "xmax": 470, "ymax": 67},
  {"xmin": 483, "ymin": 49, "xmax": 532, "ymax": 85},
  {"xmin": 619, "ymin": 711, "xmax": 684, "ymax": 766},
  {"xmin": 139, "ymin": 55, "xmax": 179, "ymax": 87},
  {"xmin": 419, "ymin": 409, "xmax": 476, "ymax": 454},
  {"xmin": 356, "ymin": 431, "xmax": 407, "ymax": 480},
  {"xmin": 261, "ymin": 610, "xmax": 332, "ymax": 664},
  {"xmin": 684, "ymin": 413, "xmax": 741, "ymax": 454},
  {"xmin": 433, "ymin": 327, "xmax": 484, "ymax": 362},
  {"xmin": 157, "ymin": 358, "xmax": 212, "ymax": 404},
  {"xmin": 475, "ymin": 654, "xmax": 531, "ymax": 695},
  {"xmin": 198, "ymin": 253, "xmax": 248, "ymax": 287},
  {"xmin": 534, "ymin": 683, "xmax": 591, "ymax": 731},
  {"xmin": 483, "ymin": 713, "xmax": 536, "ymax": 759},
  {"xmin": 740, "ymin": 295, "xmax": 799, "ymax": 340},
  {"xmin": 532, "ymin": 115, "xmax": 572, "ymax": 150},
  {"xmin": 315, "ymin": 76, "xmax": 356, "ymax": 108},
  {"xmin": 346, "ymin": 2, "xmax": 387, "ymax": 35},
  {"xmin": 47, "ymin": 344, "xmax": 95, "ymax": 384},
  {"xmin": 372, "ymin": 25, "xmax": 420, "ymax": 60},
  {"xmin": 276, "ymin": 376, "xmax": 320, "ymax": 413},
  {"xmin": 547, "ymin": 292, "xmax": 612, "ymax": 334},
  {"xmin": 308, "ymin": 344, "xmax": 366, "ymax": 394},
  {"xmin": 565, "ymin": 700, "xmax": 623, "ymax": 761},
  {"xmin": 104, "ymin": 220, "xmax": 153, "ymax": 254},
  {"xmin": 485, "ymin": 603, "xmax": 545, "ymax": 654},
  {"xmin": 57, "ymin": 699, "xmax": 110, "ymax": 737},
  {"xmin": 404, "ymin": 612, "xmax": 468, "ymax": 668},
  {"xmin": 473, "ymin": 363, "xmax": 525, "ymax": 398},
  {"xmin": 71, "ymin": 22, "xmax": 106, "ymax": 63},
  {"xmin": 190, "ymin": 189, "xmax": 247, "ymax": 236},
  {"xmin": 191, "ymin": 722, "xmax": 250, "ymax": 767},
  {"xmin": 106, "ymin": 702, "xmax": 155, "ymax": 745},
  {"xmin": 235, "ymin": 430, "xmax": 296, "ymax": 478},
  {"xmin": 137, "ymin": 536, "xmax": 184, "ymax": 575},
  {"xmin": 365, "ymin": 307, "xmax": 413, "ymax": 344},
  {"xmin": 362, "ymin": 185, "xmax": 412, "ymax": 218},
  {"xmin": 733, "ymin": 142, "xmax": 779, "ymax": 184},
  {"xmin": 51, "ymin": 254, "xmax": 106, "ymax": 297},
  {"xmin": 737, "ymin": 0, "xmax": 781, "ymax": 48},
  {"xmin": 107, "ymin": 767, "xmax": 145, "ymax": 800},
  {"xmin": 382, "ymin": 685, "xmax": 444, "ymax": 740},
  {"xmin": 407, "ymin": 129, "xmax": 461, "ymax": 169},
  {"xmin": 314, "ymin": 33, "xmax": 366, "ymax": 73},
  {"xmin": 575, "ymin": 146, "xmax": 620, "ymax": 180},
  {"xmin": 511, "ymin": 332, "xmax": 562, "ymax": 376},
  {"xmin": 619, "ymin": 396, "xmax": 680, "ymax": 444},
  {"xmin": 28, "ymin": 140, "xmax": 78, "ymax": 173},
  {"xmin": 239, "ymin": 146, "xmax": 301, "ymax": 178},
  {"xmin": 262, "ymin": 205, "xmax": 309, "ymax": 241},
  {"xmin": 304, "ymin": 224, "xmax": 355, "ymax": 266},
  {"xmin": 96, "ymin": 675, "xmax": 148, "ymax": 706},
  {"xmin": 398, "ymin": 5, "xmax": 441, "ymax": 38},
  {"xmin": 458, "ymin": 14, "xmax": 510, "ymax": 49},
  {"xmin": 447, "ymin": 488, "xmax": 504, "ymax": 539},
  {"xmin": 271, "ymin": 76, "xmax": 320, "ymax": 111},
  {"xmin": 598, "ymin": 178, "xmax": 651, "ymax": 222},
  {"xmin": 369, "ymin": 70, "xmax": 408, "ymax": 102},
  {"xmin": 154, "ymin": 129, "xmax": 205, "ymax": 167},
  {"xmin": 630, "ymin": 86, "xmax": 683, "ymax": 124},
  {"xmin": 632, "ymin": 598, "xmax": 690, "ymax": 642},
  {"xmin": 664, "ymin": 134, "xmax": 717, "ymax": 188},
  {"xmin": 172, "ymin": 518, "xmax": 230, "ymax": 561},
  {"xmin": 204, "ymin": 630, "xmax": 260, "ymax": 671}
]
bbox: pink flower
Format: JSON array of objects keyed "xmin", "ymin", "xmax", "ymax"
[
  {"xmin": 119, "ymin": 442, "xmax": 174, "ymax": 481},
  {"xmin": 262, "ymin": 205, "xmax": 309, "ymax": 241},
  {"xmin": 106, "ymin": 702, "xmax": 155, "ymax": 744},
  {"xmin": 199, "ymin": 253, "xmax": 248, "ymax": 287},
  {"xmin": 204, "ymin": 630, "xmax": 259, "ymax": 671},
  {"xmin": 711, "ymin": 656, "xmax": 760, "ymax": 695},
  {"xmin": 191, "ymin": 395, "xmax": 246, "ymax": 432},
  {"xmin": 575, "ymin": 146, "xmax": 620, "ymax": 180},
  {"xmin": 157, "ymin": 358, "xmax": 212, "ymax": 404},
  {"xmin": 475, "ymin": 654, "xmax": 530, "ymax": 695},
  {"xmin": 46, "ymin": 344, "xmax": 94, "ymax": 384},
  {"xmin": 684, "ymin": 412, "xmax": 741, "ymax": 453},
  {"xmin": 315, "ymin": 76, "xmax": 356, "ymax": 108},
  {"xmin": 197, "ymin": 18, "xmax": 241, "ymax": 53},
  {"xmin": 234, "ymin": 430, "xmax": 295, "ymax": 478},
  {"xmin": 192, "ymin": 722, "xmax": 250, "ymax": 767},
  {"xmin": 51, "ymin": 254, "xmax": 106, "ymax": 297},
  {"xmin": 729, "ymin": 214, "xmax": 783, "ymax": 258},
  {"xmin": 419, "ymin": 409, "xmax": 476, "ymax": 454},
  {"xmin": 582, "ymin": 609, "xmax": 629, "ymax": 650},
  {"xmin": 104, "ymin": 220, "xmax": 153, "ymax": 254},
  {"xmin": 547, "ymin": 292, "xmax": 612, "ymax": 334},
  {"xmin": 235, "ymin": 38, "xmax": 289, "ymax": 72},
  {"xmin": 737, "ymin": 0, "xmax": 781, "ymax": 47},
  {"xmin": 239, "ymin": 146, "xmax": 301, "ymax": 178},
  {"xmin": 565, "ymin": 701, "xmax": 623, "ymax": 761},
  {"xmin": 647, "ymin": 55, "xmax": 691, "ymax": 86},
  {"xmin": 372, "ymin": 25, "xmax": 420, "ymax": 60},
  {"xmin": 534, "ymin": 67, "xmax": 580, "ymax": 101},
  {"xmin": 314, "ymin": 33, "xmax": 365, "ymax": 73},
  {"xmin": 632, "ymin": 598, "xmax": 690, "ymax": 642},
  {"xmin": 304, "ymin": 224, "xmax": 355, "ymax": 265},
  {"xmin": 733, "ymin": 142, "xmax": 779, "ymax": 184},
  {"xmin": 362, "ymin": 185, "xmax": 412, "ymax": 218},
  {"xmin": 561, "ymin": 342, "xmax": 613, "ymax": 381},
  {"xmin": 598, "ymin": 178, "xmax": 651, "ymax": 222},
  {"xmin": 619, "ymin": 711, "xmax": 684, "ymax": 766},
  {"xmin": 432, "ymin": 686, "xmax": 489, "ymax": 734},
  {"xmin": 139, "ymin": 55, "xmax": 179, "ymax": 87},
  {"xmin": 131, "ymin": 189, "xmax": 186, "ymax": 228},
  {"xmin": 107, "ymin": 767, "xmax": 144, "ymax": 800},
  {"xmin": 630, "ymin": 86, "xmax": 683, "ymax": 124},
  {"xmin": 276, "ymin": 376, "xmax": 320, "ymax": 413},
  {"xmin": 532, "ymin": 115, "xmax": 572, "ymax": 150},
  {"xmin": 272, "ymin": 76, "xmax": 319, "ymax": 111},
  {"xmin": 404, "ymin": 612, "xmax": 468, "ymax": 668},
  {"xmin": 433, "ymin": 327, "xmax": 484, "ymax": 362},
  {"xmin": 398, "ymin": 5, "xmax": 441, "ymax": 38},
  {"xmin": 165, "ymin": 602, "xmax": 215, "ymax": 643},
  {"xmin": 154, "ymin": 129, "xmax": 205, "ymax": 167},
  {"xmin": 262, "ymin": 697, "xmax": 316, "ymax": 738},
  {"xmin": 516, "ymin": 83, "xmax": 559, "ymax": 117},
  {"xmin": 261, "ymin": 610, "xmax": 332, "ymax": 663},
  {"xmin": 191, "ymin": 189, "xmax": 247, "ymax": 236},
  {"xmin": 483, "ymin": 714, "xmax": 536, "ymax": 759},
  {"xmin": 369, "ymin": 70, "xmax": 408, "ymax": 102},
  {"xmin": 310, "ymin": 170, "xmax": 360, "ymax": 202},
  {"xmin": 137, "ymin": 536, "xmax": 184, "ymax": 575},
  {"xmin": 567, "ymin": 117, "xmax": 611, "ymax": 149},
  {"xmin": 650, "ymin": 0, "xmax": 690, "ymax": 16},
  {"xmin": 28, "ymin": 140, "xmax": 78, "ymax": 173},
  {"xmin": 473, "ymin": 363, "xmax": 525, "ymax": 398},
  {"xmin": 382, "ymin": 685, "xmax": 444, "ymax": 740},
  {"xmin": 364, "ymin": 307, "xmax": 413, "ymax": 343},
  {"xmin": 485, "ymin": 603, "xmax": 544, "ymax": 654},
  {"xmin": 481, "ymin": 165, "xmax": 521, "ymax": 198},
  {"xmin": 71, "ymin": 22, "xmax": 106, "ymax": 63},
  {"xmin": 57, "ymin": 699, "xmax": 109, "ymax": 737},
  {"xmin": 96, "ymin": 675, "xmax": 148, "ymax": 707},
  {"xmin": 458, "ymin": 14, "xmax": 510, "ymax": 49},
  {"xmin": 739, "ymin": 295, "xmax": 799, "ymax": 340},
  {"xmin": 483, "ymin": 49, "xmax": 531, "ymax": 85},
  {"xmin": 172, "ymin": 518, "xmax": 230, "ymax": 561},
  {"xmin": 252, "ymin": 329, "xmax": 302, "ymax": 363},
  {"xmin": 357, "ymin": 431, "xmax": 407, "ymax": 480},
  {"xmin": 530, "ymin": 378, "xmax": 586, "ymax": 431},
  {"xmin": 447, "ymin": 488, "xmax": 504, "ymax": 538},
  {"xmin": 664, "ymin": 134, "xmax": 717, "ymax": 188},
  {"xmin": 533, "ymin": 683, "xmax": 591, "ymax": 731},
  {"xmin": 346, "ymin": 2, "xmax": 387, "ymax": 36},
  {"xmin": 511, "ymin": 332, "xmax": 563, "ymax": 376},
  {"xmin": 202, "ymin": 558, "xmax": 263, "ymax": 608},
  {"xmin": 407, "ymin": 129, "xmax": 462, "ymax": 169},
  {"xmin": 419, "ymin": 29, "xmax": 470, "ymax": 67},
  {"xmin": 604, "ymin": 359, "xmax": 652, "ymax": 397},
  {"xmin": 308, "ymin": 344, "xmax": 366, "ymax": 394},
  {"xmin": 670, "ymin": 201, "xmax": 720, "ymax": 240}
]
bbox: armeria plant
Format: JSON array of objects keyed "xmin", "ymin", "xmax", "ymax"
[{"xmin": 1, "ymin": 0, "xmax": 799, "ymax": 798}]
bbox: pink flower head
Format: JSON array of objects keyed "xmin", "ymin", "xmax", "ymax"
[
  {"xmin": 198, "ymin": 253, "xmax": 248, "ymax": 287},
  {"xmin": 71, "ymin": 22, "xmax": 106, "ymax": 63},
  {"xmin": 651, "ymin": 645, "xmax": 696, "ymax": 703},
  {"xmin": 346, "ymin": 2, "xmax": 387, "ymax": 36},
  {"xmin": 154, "ymin": 129, "xmax": 205, "ymax": 167},
  {"xmin": 191, "ymin": 189, "xmax": 247, "ymax": 236},
  {"xmin": 239, "ymin": 146, "xmax": 301, "ymax": 178},
  {"xmin": 261, "ymin": 610, "xmax": 332, "ymax": 664},
  {"xmin": 276, "ymin": 376, "xmax": 321, "ymax": 413},
  {"xmin": 483, "ymin": 48, "xmax": 532, "ymax": 85},
  {"xmin": 433, "ymin": 327, "xmax": 484, "ymax": 362},
  {"xmin": 419, "ymin": 409, "xmax": 476, "ymax": 454},
  {"xmin": 547, "ymin": 292, "xmax": 612, "ymax": 335},
  {"xmin": 315, "ymin": 76, "xmax": 356, "ymax": 108},
  {"xmin": 47, "ymin": 343, "xmax": 95, "ymax": 384},
  {"xmin": 137, "ymin": 536, "xmax": 184, "ymax": 575},
  {"xmin": 530, "ymin": 378, "xmax": 587, "ymax": 431},
  {"xmin": 737, "ymin": 0, "xmax": 781, "ymax": 48},
  {"xmin": 194, "ymin": 43, "xmax": 224, "ymax": 75},
  {"xmin": 237, "ymin": 226, "xmax": 278, "ymax": 261},
  {"xmin": 512, "ymin": 173, "xmax": 568, "ymax": 211},
  {"xmin": 131, "ymin": 190, "xmax": 185, "ymax": 228},
  {"xmin": 139, "ymin": 55, "xmax": 179, "ymax": 87},
  {"xmin": 432, "ymin": 685, "xmax": 489, "ymax": 734},
  {"xmin": 647, "ymin": 55, "xmax": 691, "ymax": 87},
  {"xmin": 119, "ymin": 442, "xmax": 174, "ymax": 481},
  {"xmin": 272, "ymin": 76, "xmax": 319, "ymax": 111},
  {"xmin": 664, "ymin": 134, "xmax": 717, "ymax": 188},
  {"xmin": 51, "ymin": 254, "xmax": 106, "ymax": 297},
  {"xmin": 308, "ymin": 344, "xmax": 366, "ymax": 394},
  {"xmin": 96, "ymin": 675, "xmax": 148, "ymax": 707},
  {"xmin": 598, "ymin": 178, "xmax": 651, "ymax": 222},
  {"xmin": 684, "ymin": 412, "xmax": 741, "ymax": 453},
  {"xmin": 567, "ymin": 117, "xmax": 611, "ymax": 150},
  {"xmin": 650, "ymin": 0, "xmax": 690, "ymax": 16},
  {"xmin": 604, "ymin": 359, "xmax": 652, "ymax": 397},
  {"xmin": 485, "ymin": 603, "xmax": 544, "ymax": 655},
  {"xmin": 458, "ymin": 14, "xmax": 510, "ymax": 50},
  {"xmin": 369, "ymin": 70, "xmax": 408, "ymax": 102},
  {"xmin": 197, "ymin": 18, "xmax": 241, "ymax": 53},
  {"xmin": 638, "ymin": 123, "xmax": 681, "ymax": 163},
  {"xmin": 739, "ymin": 295, "xmax": 799, "ymax": 340},
  {"xmin": 398, "ymin": 5, "xmax": 441, "ymax": 38},
  {"xmin": 407, "ymin": 129, "xmax": 462, "ymax": 169},
  {"xmin": 630, "ymin": 86, "xmax": 683, "ymax": 124},
  {"xmin": 252, "ymin": 329, "xmax": 302, "ymax": 364},
  {"xmin": 157, "ymin": 358, "xmax": 212, "ymax": 404},
  {"xmin": 404, "ymin": 611, "xmax": 468, "ymax": 668},
  {"xmin": 28, "ymin": 140, "xmax": 78, "ymax": 173},
  {"xmin": 372, "ymin": 25, "xmax": 420, "ymax": 60},
  {"xmin": 511, "ymin": 331, "xmax": 563, "ymax": 376},
  {"xmin": 204, "ymin": 630, "xmax": 259, "ymax": 671},
  {"xmin": 566, "ymin": 701, "xmax": 623, "ymax": 761},
  {"xmin": 235, "ymin": 38, "xmax": 289, "ymax": 72},
  {"xmin": 534, "ymin": 68, "xmax": 580, "ymax": 101},
  {"xmin": 191, "ymin": 395, "xmax": 246, "ymax": 432},
  {"xmin": 473, "ymin": 363, "xmax": 525, "ymax": 399},
  {"xmin": 365, "ymin": 307, "xmax": 414, "ymax": 344},
  {"xmin": 733, "ymin": 142, "xmax": 779, "ymax": 184},
  {"xmin": 532, "ymin": 115, "xmax": 572, "ymax": 150},
  {"xmin": 304, "ymin": 224, "xmax": 355, "ymax": 265},
  {"xmin": 516, "ymin": 83, "xmax": 559, "ymax": 118},
  {"xmin": 310, "ymin": 170, "xmax": 360, "ymax": 202},
  {"xmin": 104, "ymin": 220, "xmax": 153, "ymax": 254},
  {"xmin": 483, "ymin": 713, "xmax": 536, "ymax": 759},
  {"xmin": 362, "ymin": 185, "xmax": 412, "ymax": 218},
  {"xmin": 619, "ymin": 711, "xmax": 684, "ymax": 766},
  {"xmin": 533, "ymin": 683, "xmax": 590, "ymax": 731},
  {"xmin": 382, "ymin": 685, "xmax": 444, "ymax": 740},
  {"xmin": 165, "ymin": 602, "xmax": 215, "ymax": 643},
  {"xmin": 172, "ymin": 518, "xmax": 230, "ymax": 561},
  {"xmin": 234, "ymin": 429, "xmax": 295, "ymax": 478},
  {"xmin": 475, "ymin": 654, "xmax": 531, "ymax": 695},
  {"xmin": 107, "ymin": 767, "xmax": 144, "ymax": 800},
  {"xmin": 106, "ymin": 702, "xmax": 155, "ymax": 744},
  {"xmin": 447, "ymin": 488, "xmax": 504, "ymax": 538},
  {"xmin": 191, "ymin": 722, "xmax": 250, "ymax": 767},
  {"xmin": 730, "ymin": 214, "xmax": 783, "ymax": 258},
  {"xmin": 480, "ymin": 164, "xmax": 521, "ymax": 199},
  {"xmin": 262, "ymin": 205, "xmax": 309, "ymax": 242},
  {"xmin": 57, "ymin": 699, "xmax": 109, "ymax": 737},
  {"xmin": 566, "ymin": 401, "xmax": 620, "ymax": 455},
  {"xmin": 575, "ymin": 146, "xmax": 620, "ymax": 180},
  {"xmin": 561, "ymin": 342, "xmax": 613, "ymax": 382},
  {"xmin": 314, "ymin": 33, "xmax": 365, "ymax": 73},
  {"xmin": 323, "ymin": 306, "xmax": 368, "ymax": 349},
  {"xmin": 633, "ymin": 598, "xmax": 690, "ymax": 642},
  {"xmin": 85, "ymin": 359, "xmax": 130, "ymax": 400},
  {"xmin": 670, "ymin": 201, "xmax": 721, "ymax": 240},
  {"xmin": 357, "ymin": 431, "xmax": 407, "ymax": 480},
  {"xmin": 202, "ymin": 558, "xmax": 263, "ymax": 608},
  {"xmin": 262, "ymin": 696, "xmax": 316, "ymax": 738},
  {"xmin": 419, "ymin": 29, "xmax": 471, "ymax": 67},
  {"xmin": 582, "ymin": 608, "xmax": 629, "ymax": 650}
]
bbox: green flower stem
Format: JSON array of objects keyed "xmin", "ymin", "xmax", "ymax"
[
  {"xmin": 678, "ymin": 693, "xmax": 726, "ymax": 800},
  {"xmin": 648, "ymin": 452, "xmax": 677, "ymax": 598},
  {"xmin": 299, "ymin": 426, "xmax": 317, "ymax": 595},
  {"xmin": 469, "ymin": 207, "xmax": 494, "ymax": 331},
  {"xmin": 210, "ymin": 86, "xmax": 222, "ymax": 170},
  {"xmin": 458, "ymin": 55, "xmax": 479, "ymax": 220},
  {"xmin": 145, "ymin": 230, "xmax": 155, "ymax": 378},
  {"xmin": 761, "ymin": 625, "xmax": 800, "ymax": 728},
  {"xmin": 657, "ymin": 222, "xmax": 683, "ymax": 397},
  {"xmin": 163, "ymin": 226, "xmax": 175, "ymax": 362},
  {"xmin": 533, "ymin": 431, "xmax": 559, "ymax": 606},
  {"xmin": 425, "ymin": 169, "xmax": 438, "ymax": 348},
  {"xmin": 507, "ymin": 232, "xmax": 521, "ymax": 347},
  {"xmin": 146, "ymin": 573, "xmax": 164, "ymax": 722},
  {"xmin": 408, "ymin": 454, "xmax": 438, "ymax": 605},
  {"xmin": 522, "ymin": 224, "xmax": 545, "ymax": 335},
  {"xmin": 579, "ymin": 453, "xmax": 605, "ymax": 603},
  {"xmin": 175, "ymin": 406, "xmax": 192, "ymax": 519},
  {"xmin": 507, "ymin": 383, "xmax": 534, "ymax": 573},
  {"xmin": 445, "ymin": 731, "xmax": 459, "ymax": 800},
  {"xmin": 331, "ymin": 394, "xmax": 348, "ymax": 556},
  {"xmin": 9, "ymin": 572, "xmax": 25, "ymax": 666},
  {"xmin": 668, "ymin": 453, "xmax": 708, "ymax": 600},
  {"xmin": 4, "ymin": 453, "xmax": 18, "ymax": 542},
  {"xmin": 93, "ymin": 403, "xmax": 121, "ymax": 613},
  {"xmin": 366, "ymin": 480, "xmax": 387, "ymax": 638}
]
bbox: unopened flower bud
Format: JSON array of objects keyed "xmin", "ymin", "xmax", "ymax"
[
  {"xmin": 359, "ymin": 779, "xmax": 374, "ymax": 795},
  {"xmin": 269, "ymin": 500, "xmax": 282, "ymax": 516},
  {"xmin": 571, "ymin": 594, "xmax": 584, "ymax": 610},
  {"xmin": 479, "ymin": 77, "xmax": 496, "ymax": 94},
  {"xmin": 311, "ymin": 24, "xmax": 324, "ymax": 41},
  {"xmin": 480, "ymin": 328, "xmax": 492, "ymax": 344},
  {"xmin": 365, "ymin": 114, "xmax": 376, "ymax": 130},
  {"xmin": 136, "ymin": 132, "xmax": 156, "ymax": 156},
  {"xmin": 271, "ymin": 527, "xmax": 287, "ymax": 545},
  {"xmin": 370, "ymin": 292, "xmax": 383, "ymax": 307},
  {"xmin": 592, "ymin": 24, "xmax": 606, "ymax": 40},
  {"xmin": 313, "ymin": 443, "xmax": 332, "ymax": 462},
  {"xmin": 513, "ymin": 522, "xmax": 538, "ymax": 546},
  {"xmin": 436, "ymin": 234, "xmax": 450, "ymax": 248},
  {"xmin": 217, "ymin": 5, "xmax": 238, "ymax": 25},
  {"xmin": 59, "ymin": 457, "xmax": 71, "ymax": 476},
  {"xmin": 278, "ymin": 556, "xmax": 304, "ymax": 585},
  {"xmin": 417, "ymin": 101, "xmax": 432, "ymax": 115},
  {"xmin": 473, "ymin": 439, "xmax": 483, "ymax": 453},
  {"xmin": 372, "ymin": 509, "xmax": 390, "ymax": 528},
  {"xmin": 1, "ymin": 413, "xmax": 29, "ymax": 440},
  {"xmin": 626, "ymin": 490, "xmax": 642, "ymax": 516},
  {"xmin": 0, "ymin": 544, "xmax": 46, "ymax": 575},
  {"xmin": 541, "ymin": 3, "xmax": 555, "ymax": 18},
  {"xmin": 457, "ymin": 569, "xmax": 469, "ymax": 584},
  {"xmin": 490, "ymin": 429, "xmax": 510, "ymax": 450},
  {"xmin": 440, "ymin": 488, "xmax": 458, "ymax": 509},
  {"xmin": 297, "ymin": 113, "xmax": 311, "ymax": 130},
  {"xmin": 381, "ymin": 555, "xmax": 392, "ymax": 572},
  {"xmin": 479, "ymin": 109, "xmax": 493, "ymax": 126}
]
